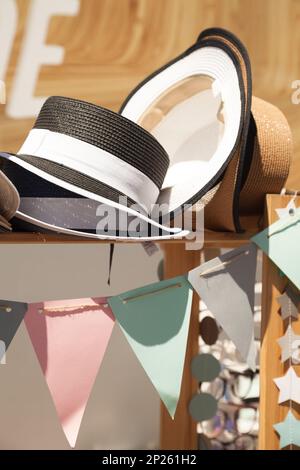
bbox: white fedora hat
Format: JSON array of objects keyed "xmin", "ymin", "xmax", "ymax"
[{"xmin": 120, "ymin": 28, "xmax": 244, "ymax": 223}]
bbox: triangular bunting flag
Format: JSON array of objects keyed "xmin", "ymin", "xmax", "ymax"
[
  {"xmin": 0, "ymin": 300, "xmax": 28, "ymax": 362},
  {"xmin": 252, "ymin": 210, "xmax": 300, "ymax": 290},
  {"xmin": 109, "ymin": 276, "xmax": 193, "ymax": 418},
  {"xmin": 25, "ymin": 297, "xmax": 115, "ymax": 447},
  {"xmin": 188, "ymin": 244, "xmax": 257, "ymax": 370}
]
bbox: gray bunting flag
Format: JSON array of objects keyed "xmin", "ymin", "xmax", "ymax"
[
  {"xmin": 0, "ymin": 300, "xmax": 28, "ymax": 361},
  {"xmin": 188, "ymin": 243, "xmax": 257, "ymax": 370}
]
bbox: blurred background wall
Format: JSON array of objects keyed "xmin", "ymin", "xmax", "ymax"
[{"xmin": 0, "ymin": 0, "xmax": 299, "ymax": 449}]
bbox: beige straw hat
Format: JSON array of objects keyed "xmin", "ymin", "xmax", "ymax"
[{"xmin": 121, "ymin": 27, "xmax": 292, "ymax": 232}]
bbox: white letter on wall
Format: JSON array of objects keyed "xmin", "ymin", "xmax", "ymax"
[
  {"xmin": 7, "ymin": 0, "xmax": 80, "ymax": 119},
  {"xmin": 0, "ymin": 0, "xmax": 17, "ymax": 80}
]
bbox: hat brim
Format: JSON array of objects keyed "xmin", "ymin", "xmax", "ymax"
[
  {"xmin": 0, "ymin": 153, "xmax": 190, "ymax": 240},
  {"xmin": 0, "ymin": 169, "xmax": 19, "ymax": 220},
  {"xmin": 120, "ymin": 42, "xmax": 244, "ymax": 219}
]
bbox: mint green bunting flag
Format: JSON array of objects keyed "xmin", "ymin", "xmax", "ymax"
[
  {"xmin": 108, "ymin": 276, "xmax": 193, "ymax": 418},
  {"xmin": 252, "ymin": 211, "xmax": 300, "ymax": 290}
]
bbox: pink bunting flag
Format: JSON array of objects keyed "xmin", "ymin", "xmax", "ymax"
[{"xmin": 25, "ymin": 297, "xmax": 115, "ymax": 448}]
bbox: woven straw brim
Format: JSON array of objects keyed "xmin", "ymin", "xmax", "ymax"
[
  {"xmin": 239, "ymin": 97, "xmax": 292, "ymax": 213},
  {"xmin": 204, "ymin": 97, "xmax": 292, "ymax": 230}
]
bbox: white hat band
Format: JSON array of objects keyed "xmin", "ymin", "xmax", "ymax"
[{"xmin": 18, "ymin": 128, "xmax": 160, "ymax": 212}]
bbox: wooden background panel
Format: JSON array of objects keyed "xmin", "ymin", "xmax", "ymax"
[{"xmin": 0, "ymin": 0, "xmax": 299, "ymax": 187}]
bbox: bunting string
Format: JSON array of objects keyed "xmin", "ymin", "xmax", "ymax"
[
  {"xmin": 122, "ymin": 282, "xmax": 182, "ymax": 303},
  {"xmin": 198, "ymin": 249, "xmax": 250, "ymax": 277}
]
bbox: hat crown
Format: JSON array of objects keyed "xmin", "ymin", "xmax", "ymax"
[{"xmin": 33, "ymin": 96, "xmax": 169, "ymax": 190}]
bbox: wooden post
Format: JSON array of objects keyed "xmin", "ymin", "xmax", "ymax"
[
  {"xmin": 160, "ymin": 243, "xmax": 200, "ymax": 450},
  {"xmin": 259, "ymin": 194, "xmax": 300, "ymax": 450}
]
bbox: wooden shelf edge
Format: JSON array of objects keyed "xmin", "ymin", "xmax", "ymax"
[
  {"xmin": 4, "ymin": 200, "xmax": 293, "ymax": 246},
  {"xmin": 0, "ymin": 229, "xmax": 258, "ymax": 246}
]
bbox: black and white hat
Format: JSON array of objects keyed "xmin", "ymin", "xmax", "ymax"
[{"xmin": 0, "ymin": 96, "xmax": 190, "ymax": 240}]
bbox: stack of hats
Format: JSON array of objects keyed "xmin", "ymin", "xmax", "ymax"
[{"xmin": 0, "ymin": 28, "xmax": 293, "ymax": 239}]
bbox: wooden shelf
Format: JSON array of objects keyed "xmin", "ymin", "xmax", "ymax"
[
  {"xmin": 0, "ymin": 206, "xmax": 265, "ymax": 246},
  {"xmin": 0, "ymin": 228, "xmax": 258, "ymax": 247}
]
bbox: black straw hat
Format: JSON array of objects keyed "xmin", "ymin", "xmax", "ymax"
[{"xmin": 0, "ymin": 96, "xmax": 188, "ymax": 239}]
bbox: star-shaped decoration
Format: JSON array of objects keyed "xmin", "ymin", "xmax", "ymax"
[
  {"xmin": 274, "ymin": 366, "xmax": 300, "ymax": 404},
  {"xmin": 276, "ymin": 200, "xmax": 300, "ymax": 220},
  {"xmin": 277, "ymin": 286, "xmax": 300, "ymax": 320},
  {"xmin": 277, "ymin": 325, "xmax": 300, "ymax": 363},
  {"xmin": 274, "ymin": 410, "xmax": 300, "ymax": 449}
]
